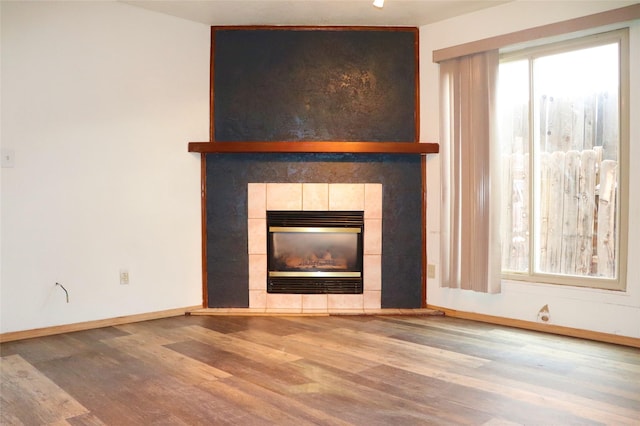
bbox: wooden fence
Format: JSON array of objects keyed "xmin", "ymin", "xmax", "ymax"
[
  {"xmin": 501, "ymin": 90, "xmax": 619, "ymax": 279},
  {"xmin": 501, "ymin": 148, "xmax": 617, "ymax": 278}
]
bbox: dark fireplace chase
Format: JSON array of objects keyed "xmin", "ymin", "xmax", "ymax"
[{"xmin": 267, "ymin": 211, "xmax": 364, "ymax": 294}]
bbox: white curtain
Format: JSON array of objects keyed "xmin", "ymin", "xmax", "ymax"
[{"xmin": 439, "ymin": 50, "xmax": 502, "ymax": 293}]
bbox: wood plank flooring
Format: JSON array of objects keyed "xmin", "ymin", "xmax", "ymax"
[{"xmin": 1, "ymin": 315, "xmax": 639, "ymax": 425}]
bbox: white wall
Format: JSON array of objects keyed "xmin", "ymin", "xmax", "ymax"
[
  {"xmin": 0, "ymin": 1, "xmax": 210, "ymax": 333},
  {"xmin": 3, "ymin": 1, "xmax": 638, "ymax": 340},
  {"xmin": 420, "ymin": 1, "xmax": 640, "ymax": 338}
]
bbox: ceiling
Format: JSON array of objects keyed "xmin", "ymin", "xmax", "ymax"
[{"xmin": 121, "ymin": 0, "xmax": 511, "ymax": 27}]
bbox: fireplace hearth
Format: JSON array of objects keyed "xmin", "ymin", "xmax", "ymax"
[{"xmin": 267, "ymin": 211, "xmax": 364, "ymax": 294}]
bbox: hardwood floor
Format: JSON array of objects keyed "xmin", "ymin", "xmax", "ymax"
[{"xmin": 1, "ymin": 315, "xmax": 639, "ymax": 425}]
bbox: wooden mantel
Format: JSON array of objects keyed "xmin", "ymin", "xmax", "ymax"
[{"xmin": 188, "ymin": 141, "xmax": 439, "ymax": 154}]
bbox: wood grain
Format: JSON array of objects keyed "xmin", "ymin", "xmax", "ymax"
[
  {"xmin": 1, "ymin": 355, "xmax": 88, "ymax": 424},
  {"xmin": 188, "ymin": 141, "xmax": 439, "ymax": 154},
  {"xmin": 1, "ymin": 315, "xmax": 638, "ymax": 425}
]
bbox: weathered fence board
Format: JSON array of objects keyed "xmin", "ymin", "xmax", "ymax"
[
  {"xmin": 597, "ymin": 159, "xmax": 617, "ymax": 277},
  {"xmin": 544, "ymin": 151, "xmax": 566, "ymax": 274},
  {"xmin": 576, "ymin": 149, "xmax": 597, "ymax": 275},
  {"xmin": 561, "ymin": 150, "xmax": 580, "ymax": 275}
]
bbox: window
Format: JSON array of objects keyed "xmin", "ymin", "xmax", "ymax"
[{"xmin": 498, "ymin": 30, "xmax": 628, "ymax": 290}]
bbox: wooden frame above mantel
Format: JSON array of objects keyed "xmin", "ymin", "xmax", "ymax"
[
  {"xmin": 189, "ymin": 26, "xmax": 440, "ymax": 156},
  {"xmin": 188, "ymin": 141, "xmax": 439, "ymax": 154}
]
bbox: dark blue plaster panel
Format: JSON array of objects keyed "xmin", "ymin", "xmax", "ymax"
[{"xmin": 205, "ymin": 153, "xmax": 422, "ymax": 308}]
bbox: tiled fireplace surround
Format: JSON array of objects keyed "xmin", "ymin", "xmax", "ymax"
[
  {"xmin": 247, "ymin": 182, "xmax": 382, "ymax": 313},
  {"xmin": 203, "ymin": 152, "xmax": 424, "ymax": 310}
]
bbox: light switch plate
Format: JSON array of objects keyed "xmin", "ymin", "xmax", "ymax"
[{"xmin": 427, "ymin": 264, "xmax": 436, "ymax": 279}]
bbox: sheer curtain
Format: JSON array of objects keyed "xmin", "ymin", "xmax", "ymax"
[{"xmin": 439, "ymin": 50, "xmax": 502, "ymax": 293}]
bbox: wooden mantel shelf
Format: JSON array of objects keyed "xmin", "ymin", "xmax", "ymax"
[{"xmin": 188, "ymin": 141, "xmax": 439, "ymax": 155}]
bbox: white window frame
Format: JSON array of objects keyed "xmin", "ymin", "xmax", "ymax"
[{"xmin": 499, "ymin": 29, "xmax": 629, "ymax": 291}]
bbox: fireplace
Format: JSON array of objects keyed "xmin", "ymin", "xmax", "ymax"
[
  {"xmin": 194, "ymin": 27, "xmax": 431, "ymax": 310},
  {"xmin": 247, "ymin": 182, "xmax": 384, "ymax": 312},
  {"xmin": 267, "ymin": 211, "xmax": 364, "ymax": 294}
]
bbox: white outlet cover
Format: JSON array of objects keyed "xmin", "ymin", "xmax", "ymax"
[{"xmin": 120, "ymin": 269, "xmax": 130, "ymax": 285}]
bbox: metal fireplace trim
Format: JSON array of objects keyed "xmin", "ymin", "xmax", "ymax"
[
  {"xmin": 269, "ymin": 271, "xmax": 361, "ymax": 277},
  {"xmin": 269, "ymin": 226, "xmax": 361, "ymax": 233},
  {"xmin": 267, "ymin": 210, "xmax": 364, "ymax": 294},
  {"xmin": 267, "ymin": 277, "xmax": 363, "ymax": 294}
]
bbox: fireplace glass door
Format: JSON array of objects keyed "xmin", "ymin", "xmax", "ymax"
[{"xmin": 267, "ymin": 211, "xmax": 364, "ymax": 294}]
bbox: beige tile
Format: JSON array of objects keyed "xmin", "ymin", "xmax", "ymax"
[
  {"xmin": 364, "ymin": 218, "xmax": 382, "ymax": 255},
  {"xmin": 363, "ymin": 254, "xmax": 382, "ymax": 291},
  {"xmin": 246, "ymin": 181, "xmax": 385, "ymax": 313},
  {"xmin": 302, "ymin": 183, "xmax": 329, "ymax": 210},
  {"xmin": 267, "ymin": 183, "xmax": 302, "ymax": 210},
  {"xmin": 302, "ymin": 294, "xmax": 328, "ymax": 312},
  {"xmin": 364, "ymin": 183, "xmax": 383, "ymax": 219},
  {"xmin": 247, "ymin": 218, "xmax": 266, "ymax": 254},
  {"xmin": 329, "ymin": 184, "xmax": 364, "ymax": 211},
  {"xmin": 266, "ymin": 293, "xmax": 302, "ymax": 312},
  {"xmin": 328, "ymin": 294, "xmax": 364, "ymax": 311},
  {"xmin": 247, "ymin": 183, "xmax": 266, "ymax": 219},
  {"xmin": 249, "ymin": 290, "xmax": 267, "ymax": 309},
  {"xmin": 363, "ymin": 291, "xmax": 382, "ymax": 310},
  {"xmin": 248, "ymin": 254, "xmax": 267, "ymax": 290}
]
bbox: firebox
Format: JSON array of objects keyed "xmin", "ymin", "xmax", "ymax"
[{"xmin": 267, "ymin": 211, "xmax": 364, "ymax": 294}]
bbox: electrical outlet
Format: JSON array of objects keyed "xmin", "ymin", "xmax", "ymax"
[
  {"xmin": 119, "ymin": 269, "xmax": 130, "ymax": 285},
  {"xmin": 537, "ymin": 304, "xmax": 550, "ymax": 322},
  {"xmin": 427, "ymin": 264, "xmax": 436, "ymax": 279}
]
